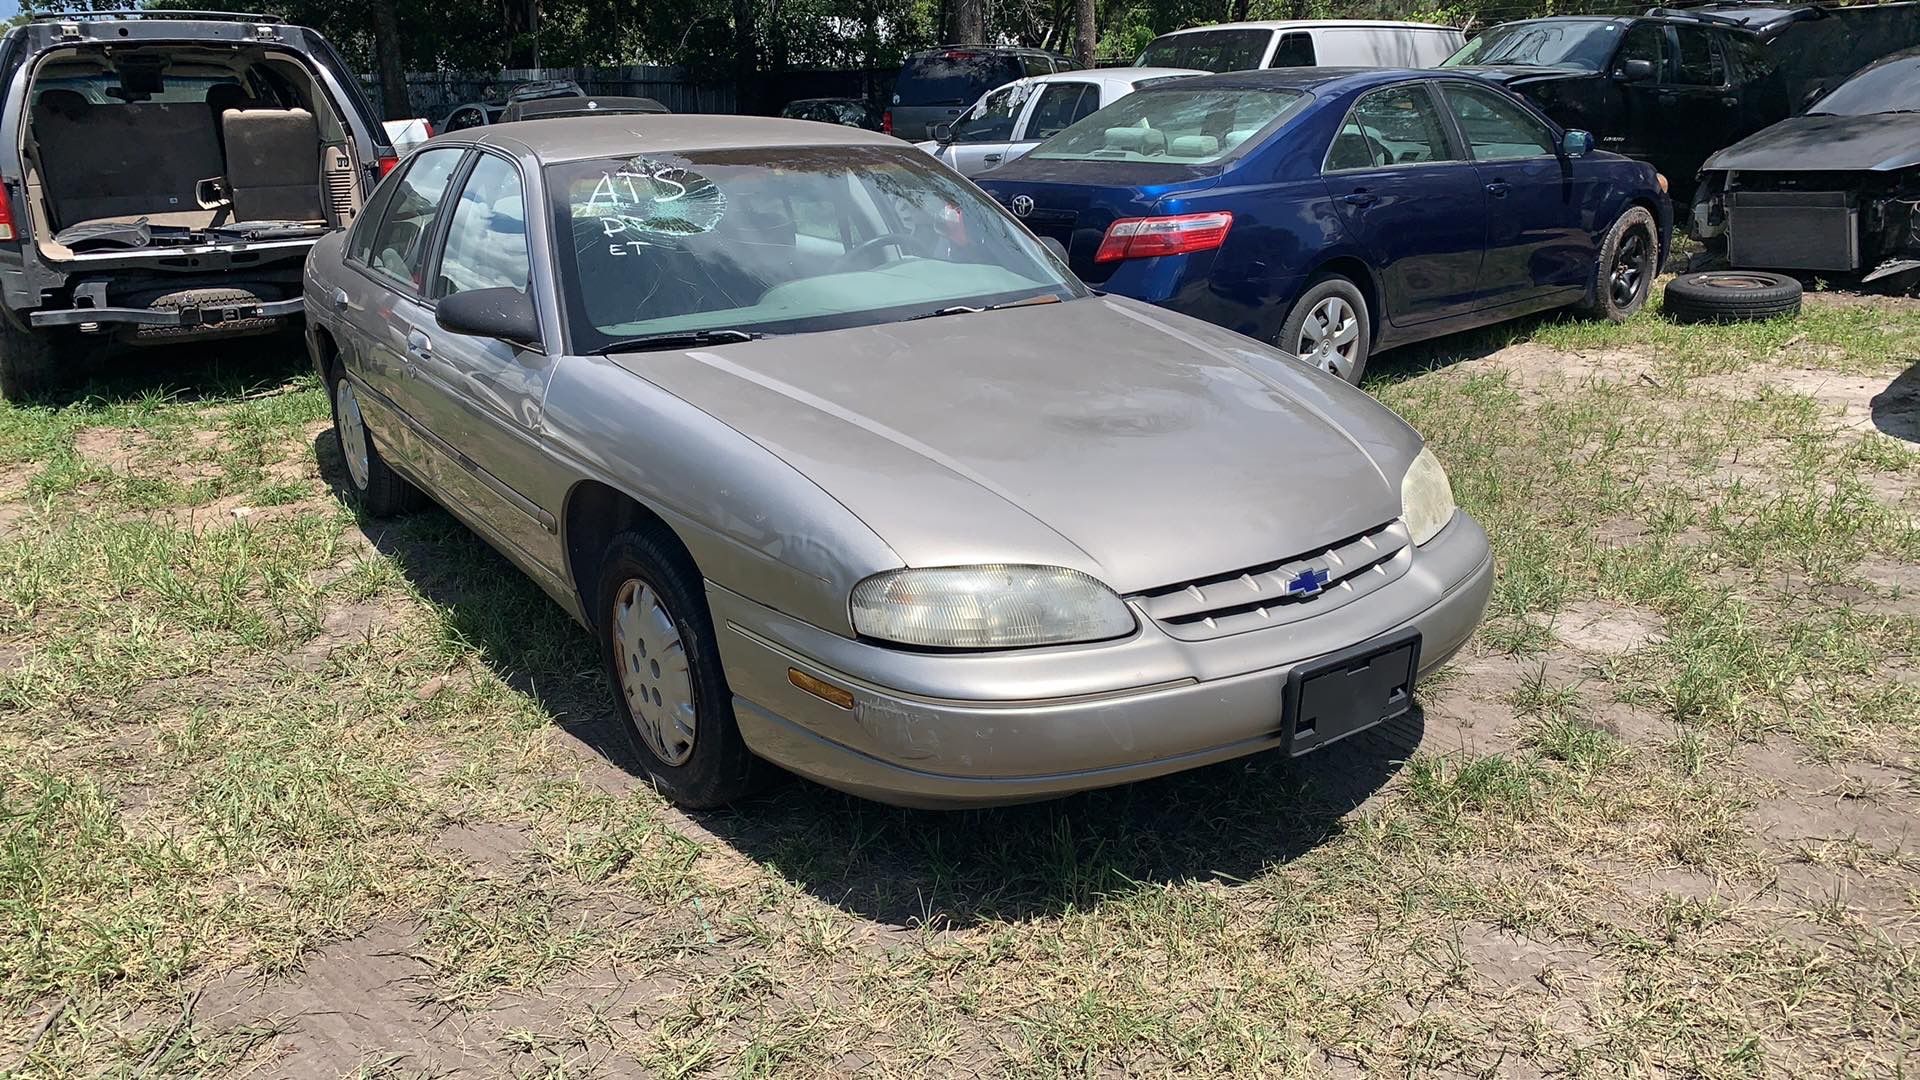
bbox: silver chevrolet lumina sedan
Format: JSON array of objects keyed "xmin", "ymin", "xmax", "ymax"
[{"xmin": 302, "ymin": 115, "xmax": 1493, "ymax": 809}]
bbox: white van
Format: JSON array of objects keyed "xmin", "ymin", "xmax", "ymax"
[{"xmin": 1136, "ymin": 21, "xmax": 1464, "ymax": 73}]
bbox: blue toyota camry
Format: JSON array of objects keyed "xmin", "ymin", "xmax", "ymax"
[{"xmin": 976, "ymin": 68, "xmax": 1671, "ymax": 383}]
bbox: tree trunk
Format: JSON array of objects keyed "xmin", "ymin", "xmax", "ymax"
[
  {"xmin": 1231, "ymin": 0, "xmax": 1253, "ymax": 21},
  {"xmin": 1074, "ymin": 0, "xmax": 1095, "ymax": 67},
  {"xmin": 371, "ymin": 0, "xmax": 410, "ymax": 121},
  {"xmin": 954, "ymin": 0, "xmax": 984, "ymax": 44},
  {"xmin": 732, "ymin": 0, "xmax": 759, "ymax": 114}
]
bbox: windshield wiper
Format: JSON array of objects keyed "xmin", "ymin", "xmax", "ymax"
[
  {"xmin": 907, "ymin": 295, "xmax": 1065, "ymax": 323},
  {"xmin": 595, "ymin": 328, "xmax": 770, "ymax": 353}
]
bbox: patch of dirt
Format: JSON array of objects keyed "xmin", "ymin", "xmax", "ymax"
[
  {"xmin": 0, "ymin": 502, "xmax": 30, "ymax": 540},
  {"xmin": 119, "ymin": 493, "xmax": 335, "ymax": 534},
  {"xmin": 1536, "ymin": 600, "xmax": 1666, "ymax": 657},
  {"xmin": 1453, "ymin": 342, "xmax": 1660, "ymax": 393},
  {"xmin": 0, "ymin": 641, "xmax": 29, "ymax": 675},
  {"xmin": 1591, "ymin": 699, "xmax": 1671, "ymax": 744},
  {"xmin": 1856, "ymin": 554, "xmax": 1920, "ymax": 600},
  {"xmin": 1417, "ymin": 651, "xmax": 1587, "ymax": 754},
  {"xmin": 432, "ymin": 821, "xmax": 532, "ymax": 874},
  {"xmin": 1695, "ymin": 365, "xmax": 1903, "ymax": 438},
  {"xmin": 199, "ymin": 921, "xmax": 499, "ymax": 1077},
  {"xmin": 287, "ymin": 601, "xmax": 406, "ymax": 672},
  {"xmin": 74, "ymin": 426, "xmax": 226, "ymax": 481},
  {"xmin": 1455, "ymin": 925, "xmax": 1600, "ymax": 994},
  {"xmin": 1747, "ymin": 787, "xmax": 1916, "ymax": 848}
]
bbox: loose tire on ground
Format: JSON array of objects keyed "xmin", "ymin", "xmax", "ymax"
[
  {"xmin": 592, "ymin": 528, "xmax": 763, "ymax": 808},
  {"xmin": 1663, "ymin": 271, "xmax": 1803, "ymax": 323},
  {"xmin": 327, "ymin": 367, "xmax": 423, "ymax": 517},
  {"xmin": 1278, "ymin": 274, "xmax": 1371, "ymax": 385},
  {"xmin": 1582, "ymin": 205, "xmax": 1658, "ymax": 322}
]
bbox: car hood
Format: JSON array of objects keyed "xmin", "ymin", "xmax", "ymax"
[
  {"xmin": 1451, "ymin": 64, "xmax": 1591, "ymax": 85},
  {"xmin": 1703, "ymin": 112, "xmax": 1920, "ymax": 173},
  {"xmin": 606, "ymin": 296, "xmax": 1420, "ymax": 593}
]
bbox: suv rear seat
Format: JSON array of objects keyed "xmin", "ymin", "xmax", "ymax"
[
  {"xmin": 221, "ymin": 107, "xmax": 324, "ymax": 222},
  {"xmin": 33, "ymin": 93, "xmax": 225, "ymax": 229}
]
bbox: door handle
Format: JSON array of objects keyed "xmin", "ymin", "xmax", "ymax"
[
  {"xmin": 330, "ymin": 288, "xmax": 348, "ymax": 312},
  {"xmin": 1485, "ymin": 180, "xmax": 1512, "ymax": 197},
  {"xmin": 1340, "ymin": 191, "xmax": 1377, "ymax": 207},
  {"xmin": 983, "ymin": 153, "xmax": 1002, "ymax": 164},
  {"xmin": 405, "ymin": 329, "xmax": 432, "ymax": 362}
]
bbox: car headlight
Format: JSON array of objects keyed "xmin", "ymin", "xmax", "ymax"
[
  {"xmin": 850, "ymin": 565, "xmax": 1135, "ymax": 649},
  {"xmin": 1401, "ymin": 447, "xmax": 1457, "ymax": 546}
]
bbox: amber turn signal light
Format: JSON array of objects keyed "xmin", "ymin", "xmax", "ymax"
[{"xmin": 788, "ymin": 668, "xmax": 854, "ymax": 709}]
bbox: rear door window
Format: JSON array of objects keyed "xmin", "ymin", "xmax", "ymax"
[
  {"xmin": 1270, "ymin": 32, "xmax": 1317, "ymax": 68},
  {"xmin": 362, "ymin": 147, "xmax": 464, "ymax": 290},
  {"xmin": 1325, "ymin": 84, "xmax": 1458, "ymax": 171},
  {"xmin": 1023, "ymin": 82, "xmax": 1098, "ymax": 140}
]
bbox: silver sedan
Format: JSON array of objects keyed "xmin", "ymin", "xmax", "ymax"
[{"xmin": 302, "ymin": 115, "xmax": 1493, "ymax": 809}]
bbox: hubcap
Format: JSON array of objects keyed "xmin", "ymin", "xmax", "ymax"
[
  {"xmin": 1296, "ymin": 296, "xmax": 1361, "ymax": 381},
  {"xmin": 1610, "ymin": 228, "xmax": 1652, "ymax": 308},
  {"xmin": 335, "ymin": 379, "xmax": 371, "ymax": 491},
  {"xmin": 1695, "ymin": 272, "xmax": 1779, "ymax": 290},
  {"xmin": 611, "ymin": 578, "xmax": 696, "ymax": 766}
]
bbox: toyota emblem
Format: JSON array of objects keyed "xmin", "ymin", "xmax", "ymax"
[{"xmin": 1010, "ymin": 194, "xmax": 1034, "ymax": 218}]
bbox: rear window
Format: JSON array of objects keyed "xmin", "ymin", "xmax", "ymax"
[
  {"xmin": 894, "ymin": 52, "xmax": 1025, "ymax": 107},
  {"xmin": 32, "ymin": 73, "xmax": 239, "ymax": 104},
  {"xmin": 1031, "ymin": 86, "xmax": 1308, "ymax": 164},
  {"xmin": 1136, "ymin": 29, "xmax": 1273, "ymax": 73}
]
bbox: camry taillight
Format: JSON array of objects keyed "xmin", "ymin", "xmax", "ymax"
[
  {"xmin": 1094, "ymin": 211, "xmax": 1234, "ymax": 263},
  {"xmin": 881, "ymin": 110, "xmax": 894, "ymax": 136}
]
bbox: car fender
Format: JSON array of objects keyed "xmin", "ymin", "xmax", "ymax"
[{"xmin": 539, "ymin": 354, "xmax": 903, "ymax": 637}]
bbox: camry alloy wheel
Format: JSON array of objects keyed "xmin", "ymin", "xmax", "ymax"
[
  {"xmin": 1610, "ymin": 227, "xmax": 1652, "ymax": 309},
  {"xmin": 612, "ymin": 577, "xmax": 697, "ymax": 766},
  {"xmin": 335, "ymin": 379, "xmax": 372, "ymax": 491},
  {"xmin": 1297, "ymin": 295, "xmax": 1361, "ymax": 380}
]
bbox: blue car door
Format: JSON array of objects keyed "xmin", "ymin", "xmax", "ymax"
[
  {"xmin": 1438, "ymin": 79, "xmax": 1590, "ymax": 306},
  {"xmin": 1321, "ymin": 81, "xmax": 1487, "ymax": 327}
]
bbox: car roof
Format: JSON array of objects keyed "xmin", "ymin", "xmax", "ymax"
[
  {"xmin": 467, "ymin": 114, "xmax": 901, "ymax": 162},
  {"xmin": 1134, "ymin": 66, "xmax": 1466, "ymax": 94},
  {"xmin": 1154, "ymin": 20, "xmax": 1459, "ymax": 35},
  {"xmin": 1014, "ymin": 66, "xmax": 1205, "ymax": 88}
]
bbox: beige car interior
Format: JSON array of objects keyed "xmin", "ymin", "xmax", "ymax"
[{"xmin": 21, "ymin": 45, "xmax": 364, "ymax": 258}]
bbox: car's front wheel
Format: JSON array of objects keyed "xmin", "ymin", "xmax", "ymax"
[
  {"xmin": 1584, "ymin": 205, "xmax": 1659, "ymax": 322},
  {"xmin": 593, "ymin": 528, "xmax": 762, "ymax": 808},
  {"xmin": 328, "ymin": 368, "xmax": 422, "ymax": 517},
  {"xmin": 1279, "ymin": 275, "xmax": 1371, "ymax": 385}
]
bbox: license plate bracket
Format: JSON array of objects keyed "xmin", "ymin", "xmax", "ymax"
[{"xmin": 1284, "ymin": 631, "xmax": 1421, "ymax": 755}]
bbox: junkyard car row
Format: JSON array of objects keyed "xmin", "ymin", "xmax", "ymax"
[{"xmin": 2, "ymin": 6, "xmax": 1916, "ymax": 808}]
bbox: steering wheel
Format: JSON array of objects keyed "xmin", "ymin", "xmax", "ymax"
[{"xmin": 842, "ymin": 232, "xmax": 914, "ymax": 268}]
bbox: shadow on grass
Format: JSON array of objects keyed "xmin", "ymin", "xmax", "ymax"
[
  {"xmin": 19, "ymin": 329, "xmax": 312, "ymax": 411},
  {"xmin": 315, "ymin": 431, "xmax": 1418, "ymax": 928},
  {"xmin": 1872, "ymin": 361, "xmax": 1920, "ymax": 444},
  {"xmin": 1361, "ymin": 308, "xmax": 1569, "ymax": 388}
]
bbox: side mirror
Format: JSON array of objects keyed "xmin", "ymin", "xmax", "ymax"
[
  {"xmin": 436, "ymin": 286, "xmax": 541, "ymax": 347},
  {"xmin": 1562, "ymin": 129, "xmax": 1594, "ymax": 157},
  {"xmin": 931, "ymin": 122, "xmax": 953, "ymax": 143},
  {"xmin": 1039, "ymin": 236, "xmax": 1069, "ymax": 263},
  {"xmin": 1616, "ymin": 58, "xmax": 1656, "ymax": 83}
]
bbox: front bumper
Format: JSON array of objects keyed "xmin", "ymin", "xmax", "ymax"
[{"xmin": 713, "ymin": 513, "xmax": 1494, "ymax": 808}]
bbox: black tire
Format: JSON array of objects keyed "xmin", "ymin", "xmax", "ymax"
[
  {"xmin": 326, "ymin": 366, "xmax": 422, "ymax": 517},
  {"xmin": 1278, "ymin": 274, "xmax": 1371, "ymax": 385},
  {"xmin": 0, "ymin": 306, "xmax": 72, "ymax": 401},
  {"xmin": 1583, "ymin": 205, "xmax": 1658, "ymax": 322},
  {"xmin": 1663, "ymin": 271, "xmax": 1803, "ymax": 323},
  {"xmin": 592, "ymin": 528, "xmax": 762, "ymax": 808},
  {"xmin": 133, "ymin": 286, "xmax": 283, "ymax": 343}
]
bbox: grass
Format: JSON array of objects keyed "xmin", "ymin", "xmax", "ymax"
[{"xmin": 1, "ymin": 300, "xmax": 1918, "ymax": 1077}]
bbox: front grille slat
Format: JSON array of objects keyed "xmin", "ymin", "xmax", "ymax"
[{"xmin": 1132, "ymin": 521, "xmax": 1411, "ymax": 641}]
